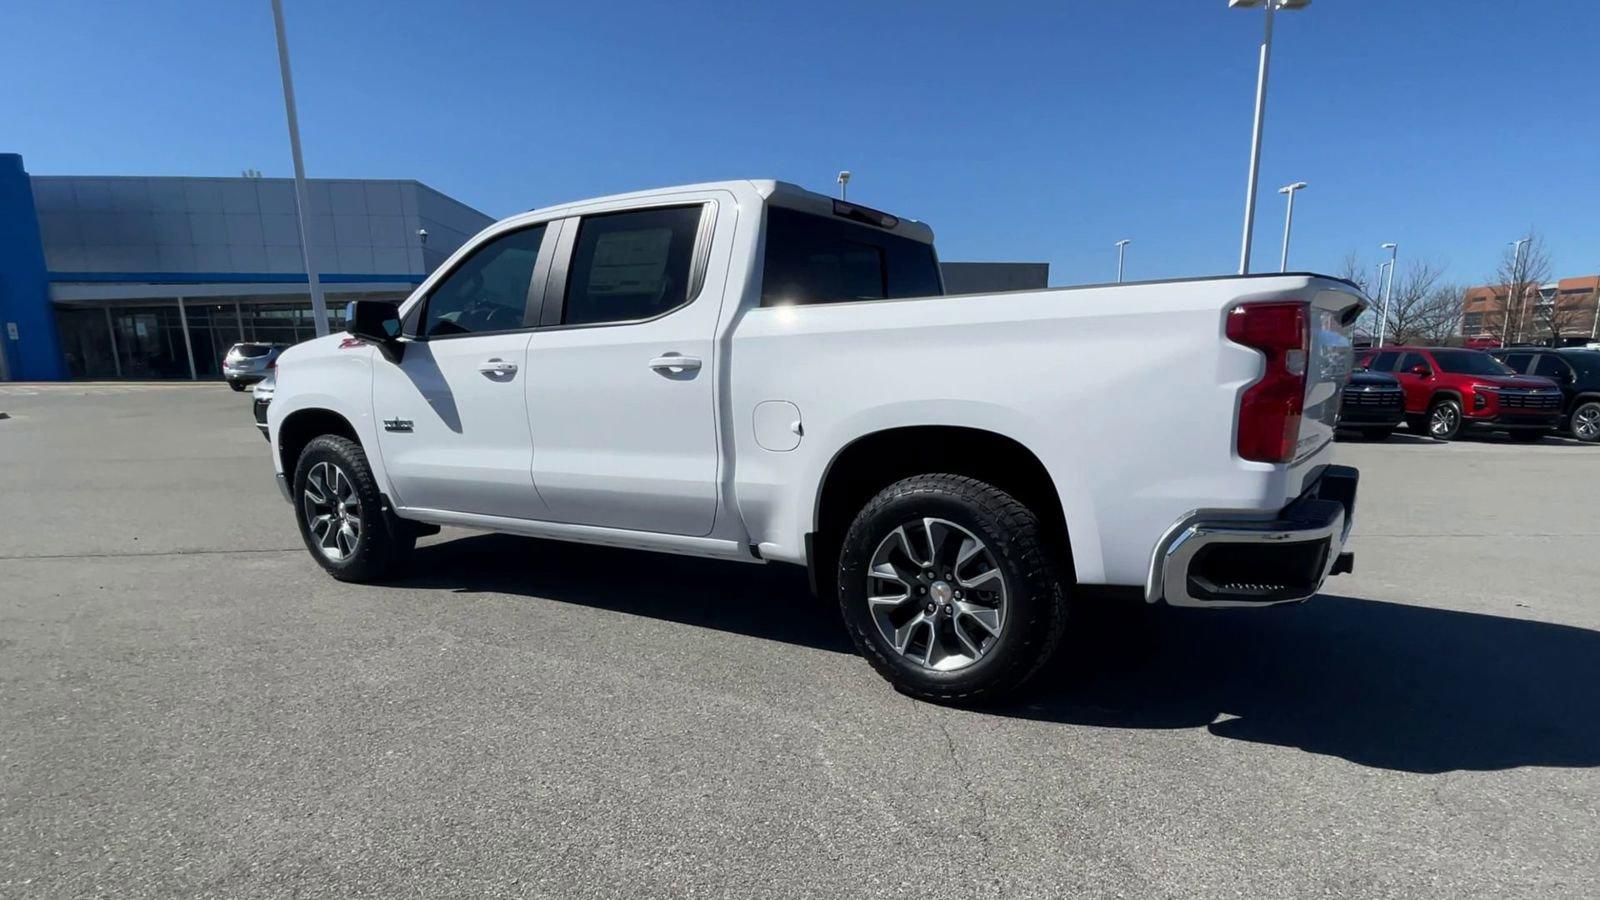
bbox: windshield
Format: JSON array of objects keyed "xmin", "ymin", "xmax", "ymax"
[{"xmin": 1432, "ymin": 349, "xmax": 1515, "ymax": 376}]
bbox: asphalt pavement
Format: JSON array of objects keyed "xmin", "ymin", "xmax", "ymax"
[{"xmin": 2, "ymin": 383, "xmax": 1598, "ymax": 898}]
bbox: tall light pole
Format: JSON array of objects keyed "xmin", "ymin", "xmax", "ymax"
[
  {"xmin": 1115, "ymin": 239, "xmax": 1131, "ymax": 283},
  {"xmin": 1277, "ymin": 181, "xmax": 1306, "ymax": 272},
  {"xmin": 836, "ymin": 170, "xmax": 850, "ymax": 200},
  {"xmin": 1505, "ymin": 237, "xmax": 1529, "ymax": 347},
  {"xmin": 1376, "ymin": 242, "xmax": 1398, "ymax": 347},
  {"xmin": 1230, "ymin": 0, "xmax": 1311, "ymax": 275},
  {"xmin": 270, "ymin": 0, "xmax": 329, "ymax": 337}
]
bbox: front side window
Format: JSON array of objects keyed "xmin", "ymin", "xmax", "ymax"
[
  {"xmin": 423, "ymin": 225, "xmax": 547, "ymax": 337},
  {"xmin": 1432, "ymin": 349, "xmax": 1514, "ymax": 376},
  {"xmin": 760, "ymin": 206, "xmax": 941, "ymax": 306},
  {"xmin": 562, "ymin": 206, "xmax": 704, "ymax": 326},
  {"xmin": 1500, "ymin": 351, "xmax": 1534, "ymax": 372},
  {"xmin": 1395, "ymin": 352, "xmax": 1424, "ymax": 373},
  {"xmin": 1366, "ymin": 350, "xmax": 1399, "ymax": 371}
]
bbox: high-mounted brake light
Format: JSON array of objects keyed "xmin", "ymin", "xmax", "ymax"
[{"xmin": 1227, "ymin": 301, "xmax": 1309, "ymax": 463}]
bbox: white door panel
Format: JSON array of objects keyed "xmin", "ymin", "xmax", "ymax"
[
  {"xmin": 372, "ymin": 333, "xmax": 545, "ymax": 519},
  {"xmin": 526, "ymin": 324, "xmax": 718, "ymax": 534},
  {"xmin": 525, "ymin": 197, "xmax": 732, "ymax": 537}
]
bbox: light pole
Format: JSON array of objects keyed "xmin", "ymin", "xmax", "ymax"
[
  {"xmin": 1230, "ymin": 0, "xmax": 1311, "ymax": 275},
  {"xmin": 1505, "ymin": 237, "xmax": 1529, "ymax": 347},
  {"xmin": 836, "ymin": 170, "xmax": 850, "ymax": 200},
  {"xmin": 1115, "ymin": 239, "xmax": 1131, "ymax": 283},
  {"xmin": 1376, "ymin": 242, "xmax": 1398, "ymax": 347},
  {"xmin": 269, "ymin": 0, "xmax": 329, "ymax": 337},
  {"xmin": 1277, "ymin": 181, "xmax": 1306, "ymax": 272}
]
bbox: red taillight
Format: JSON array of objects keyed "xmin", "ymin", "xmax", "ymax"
[{"xmin": 1227, "ymin": 301, "xmax": 1309, "ymax": 463}]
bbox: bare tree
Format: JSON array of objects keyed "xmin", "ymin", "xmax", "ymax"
[
  {"xmin": 1374, "ymin": 261, "xmax": 1461, "ymax": 345},
  {"xmin": 1339, "ymin": 251, "xmax": 1381, "ymax": 340},
  {"xmin": 1489, "ymin": 230, "xmax": 1551, "ymax": 345}
]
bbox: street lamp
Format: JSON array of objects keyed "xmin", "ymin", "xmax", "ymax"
[
  {"xmin": 1230, "ymin": 0, "xmax": 1311, "ymax": 275},
  {"xmin": 1277, "ymin": 181, "xmax": 1307, "ymax": 272},
  {"xmin": 269, "ymin": 0, "xmax": 329, "ymax": 337},
  {"xmin": 836, "ymin": 170, "xmax": 850, "ymax": 200},
  {"xmin": 1376, "ymin": 242, "xmax": 1398, "ymax": 347},
  {"xmin": 1115, "ymin": 239, "xmax": 1131, "ymax": 283},
  {"xmin": 1505, "ymin": 237, "xmax": 1529, "ymax": 347}
]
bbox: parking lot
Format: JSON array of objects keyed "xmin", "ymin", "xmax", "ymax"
[{"xmin": 3, "ymin": 383, "xmax": 1598, "ymax": 898}]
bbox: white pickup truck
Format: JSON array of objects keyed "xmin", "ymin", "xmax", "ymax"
[{"xmin": 266, "ymin": 179, "xmax": 1364, "ymax": 703}]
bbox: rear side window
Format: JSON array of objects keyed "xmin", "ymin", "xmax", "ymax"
[
  {"xmin": 1534, "ymin": 355, "xmax": 1572, "ymax": 380},
  {"xmin": 562, "ymin": 206, "xmax": 704, "ymax": 326},
  {"xmin": 761, "ymin": 206, "xmax": 941, "ymax": 306},
  {"xmin": 424, "ymin": 225, "xmax": 547, "ymax": 337}
]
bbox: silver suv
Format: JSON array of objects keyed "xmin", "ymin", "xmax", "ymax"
[{"xmin": 222, "ymin": 343, "xmax": 282, "ymax": 391}]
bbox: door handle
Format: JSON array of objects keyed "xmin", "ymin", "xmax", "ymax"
[
  {"xmin": 479, "ymin": 358, "xmax": 518, "ymax": 376},
  {"xmin": 649, "ymin": 354, "xmax": 702, "ymax": 374}
]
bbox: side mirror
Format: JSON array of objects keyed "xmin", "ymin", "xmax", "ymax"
[
  {"xmin": 1410, "ymin": 363, "xmax": 1432, "ymax": 377},
  {"xmin": 345, "ymin": 300, "xmax": 404, "ymax": 361}
]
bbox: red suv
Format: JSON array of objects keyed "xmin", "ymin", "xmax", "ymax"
[{"xmin": 1357, "ymin": 346, "xmax": 1564, "ymax": 441}]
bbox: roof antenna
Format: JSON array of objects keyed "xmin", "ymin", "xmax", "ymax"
[{"xmin": 836, "ymin": 170, "xmax": 850, "ymax": 200}]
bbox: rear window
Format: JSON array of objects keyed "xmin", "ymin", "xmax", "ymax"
[
  {"xmin": 760, "ymin": 206, "xmax": 941, "ymax": 306},
  {"xmin": 1432, "ymin": 349, "xmax": 1514, "ymax": 376},
  {"xmin": 231, "ymin": 344, "xmax": 273, "ymax": 358}
]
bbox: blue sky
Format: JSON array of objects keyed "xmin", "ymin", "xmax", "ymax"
[{"xmin": 8, "ymin": 0, "xmax": 1599, "ymax": 287}]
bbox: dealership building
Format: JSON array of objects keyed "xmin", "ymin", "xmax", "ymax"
[
  {"xmin": 1, "ymin": 153, "xmax": 1047, "ymax": 381},
  {"xmin": 0, "ymin": 153, "xmax": 492, "ymax": 381}
]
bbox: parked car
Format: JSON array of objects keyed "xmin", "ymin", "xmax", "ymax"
[
  {"xmin": 1357, "ymin": 346, "xmax": 1563, "ymax": 441},
  {"xmin": 251, "ymin": 371, "xmax": 274, "ymax": 440},
  {"xmin": 264, "ymin": 179, "xmax": 1365, "ymax": 703},
  {"xmin": 1490, "ymin": 347, "xmax": 1600, "ymax": 443},
  {"xmin": 223, "ymin": 342, "xmax": 283, "ymax": 390},
  {"xmin": 1337, "ymin": 369, "xmax": 1405, "ymax": 439}
]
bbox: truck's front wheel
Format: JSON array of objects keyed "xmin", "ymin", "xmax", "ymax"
[
  {"xmin": 292, "ymin": 435, "xmax": 414, "ymax": 583},
  {"xmin": 837, "ymin": 474, "xmax": 1069, "ymax": 704}
]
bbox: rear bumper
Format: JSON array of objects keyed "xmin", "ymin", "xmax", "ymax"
[
  {"xmin": 1146, "ymin": 465, "xmax": 1358, "ymax": 608},
  {"xmin": 227, "ymin": 371, "xmax": 268, "ymax": 385}
]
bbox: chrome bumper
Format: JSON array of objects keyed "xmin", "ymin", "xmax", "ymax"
[{"xmin": 1146, "ymin": 465, "xmax": 1358, "ymax": 608}]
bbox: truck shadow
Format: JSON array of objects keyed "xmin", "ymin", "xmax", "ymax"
[
  {"xmin": 1024, "ymin": 594, "xmax": 1600, "ymax": 773},
  {"xmin": 398, "ymin": 535, "xmax": 1599, "ymax": 774}
]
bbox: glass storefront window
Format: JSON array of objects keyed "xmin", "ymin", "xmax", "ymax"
[{"xmin": 52, "ymin": 292, "xmax": 403, "ymax": 380}]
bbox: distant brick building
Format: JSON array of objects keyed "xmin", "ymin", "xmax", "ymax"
[{"xmin": 1461, "ymin": 275, "xmax": 1600, "ymax": 347}]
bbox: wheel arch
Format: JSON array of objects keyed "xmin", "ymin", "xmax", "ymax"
[
  {"xmin": 807, "ymin": 425, "xmax": 1073, "ymax": 598},
  {"xmin": 277, "ymin": 407, "xmax": 363, "ymax": 478}
]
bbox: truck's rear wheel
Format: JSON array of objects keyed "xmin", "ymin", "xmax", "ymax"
[
  {"xmin": 292, "ymin": 435, "xmax": 413, "ymax": 582},
  {"xmin": 837, "ymin": 474, "xmax": 1069, "ymax": 704}
]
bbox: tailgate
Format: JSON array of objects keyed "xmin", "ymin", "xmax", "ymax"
[{"xmin": 1295, "ymin": 284, "xmax": 1366, "ymax": 463}]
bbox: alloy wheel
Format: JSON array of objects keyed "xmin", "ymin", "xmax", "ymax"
[
  {"xmin": 1574, "ymin": 404, "xmax": 1600, "ymax": 442},
  {"xmin": 866, "ymin": 518, "xmax": 1007, "ymax": 672},
  {"xmin": 303, "ymin": 461, "xmax": 362, "ymax": 561},
  {"xmin": 1430, "ymin": 403, "xmax": 1459, "ymax": 437}
]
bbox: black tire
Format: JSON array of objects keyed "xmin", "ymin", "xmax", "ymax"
[
  {"xmin": 1508, "ymin": 430, "xmax": 1550, "ymax": 443},
  {"xmin": 228, "ymin": 380, "xmax": 246, "ymax": 392},
  {"xmin": 1568, "ymin": 401, "xmax": 1600, "ymax": 443},
  {"xmin": 292, "ymin": 435, "xmax": 414, "ymax": 582},
  {"xmin": 837, "ymin": 474, "xmax": 1069, "ymax": 705},
  {"xmin": 1426, "ymin": 397, "xmax": 1463, "ymax": 440},
  {"xmin": 1361, "ymin": 427, "xmax": 1395, "ymax": 441}
]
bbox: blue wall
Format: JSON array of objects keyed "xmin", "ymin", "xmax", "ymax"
[{"xmin": 0, "ymin": 154, "xmax": 67, "ymax": 380}]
